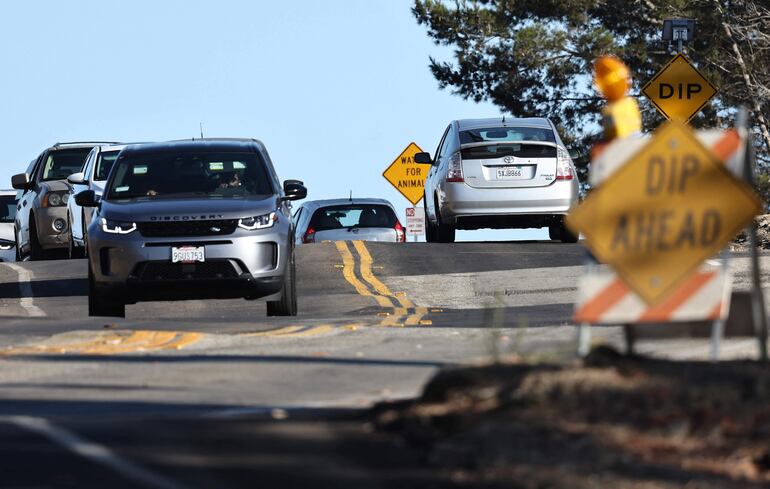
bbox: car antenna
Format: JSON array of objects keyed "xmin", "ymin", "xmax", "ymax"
[
  {"xmin": 200, "ymin": 122, "xmax": 204, "ymax": 139},
  {"xmin": 502, "ymin": 114, "xmax": 506, "ymax": 124},
  {"xmin": 349, "ymin": 190, "xmax": 352, "ymax": 202}
]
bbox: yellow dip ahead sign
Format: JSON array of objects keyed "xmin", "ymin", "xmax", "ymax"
[
  {"xmin": 383, "ymin": 142, "xmax": 427, "ymax": 205},
  {"xmin": 642, "ymin": 53, "xmax": 718, "ymax": 122},
  {"xmin": 567, "ymin": 121, "xmax": 761, "ymax": 304}
]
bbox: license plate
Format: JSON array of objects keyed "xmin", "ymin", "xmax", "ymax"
[
  {"xmin": 172, "ymin": 246, "xmax": 205, "ymax": 264},
  {"xmin": 496, "ymin": 166, "xmax": 524, "ymax": 179}
]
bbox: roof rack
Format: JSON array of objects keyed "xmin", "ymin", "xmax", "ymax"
[{"xmin": 52, "ymin": 141, "xmax": 121, "ymax": 147}]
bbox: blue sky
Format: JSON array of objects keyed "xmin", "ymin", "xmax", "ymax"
[{"xmin": 0, "ymin": 0, "xmax": 546, "ymax": 241}]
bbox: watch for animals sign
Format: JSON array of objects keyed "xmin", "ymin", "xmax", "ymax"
[
  {"xmin": 383, "ymin": 142, "xmax": 428, "ymax": 205},
  {"xmin": 567, "ymin": 121, "xmax": 761, "ymax": 304}
]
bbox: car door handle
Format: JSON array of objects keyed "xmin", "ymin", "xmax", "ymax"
[{"xmin": 22, "ymin": 201, "xmax": 27, "ymax": 207}]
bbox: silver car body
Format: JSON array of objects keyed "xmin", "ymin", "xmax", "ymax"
[
  {"xmin": 0, "ymin": 190, "xmax": 17, "ymax": 261},
  {"xmin": 67, "ymin": 144, "xmax": 127, "ymax": 247},
  {"xmin": 423, "ymin": 118, "xmax": 579, "ymax": 231},
  {"xmin": 293, "ymin": 198, "xmax": 403, "ymax": 245},
  {"xmin": 88, "ymin": 139, "xmax": 299, "ymax": 304}
]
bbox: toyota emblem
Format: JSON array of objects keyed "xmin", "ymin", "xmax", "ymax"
[{"xmin": 503, "ymin": 156, "xmax": 515, "ymax": 164}]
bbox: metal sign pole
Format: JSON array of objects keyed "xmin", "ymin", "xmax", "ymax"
[{"xmin": 737, "ymin": 108, "xmax": 769, "ymax": 361}]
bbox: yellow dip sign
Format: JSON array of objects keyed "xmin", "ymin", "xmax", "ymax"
[{"xmin": 567, "ymin": 121, "xmax": 761, "ymax": 304}]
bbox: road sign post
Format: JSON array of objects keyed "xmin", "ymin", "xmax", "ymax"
[
  {"xmin": 405, "ymin": 207, "xmax": 425, "ymax": 242},
  {"xmin": 383, "ymin": 143, "xmax": 428, "ymax": 206}
]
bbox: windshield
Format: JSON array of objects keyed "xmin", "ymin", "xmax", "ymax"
[
  {"xmin": 0, "ymin": 195, "xmax": 16, "ymax": 223},
  {"xmin": 310, "ymin": 204, "xmax": 397, "ymax": 231},
  {"xmin": 105, "ymin": 151, "xmax": 274, "ymax": 200},
  {"xmin": 41, "ymin": 148, "xmax": 93, "ymax": 181},
  {"xmin": 94, "ymin": 150, "xmax": 120, "ymax": 181},
  {"xmin": 460, "ymin": 126, "xmax": 556, "ymax": 144}
]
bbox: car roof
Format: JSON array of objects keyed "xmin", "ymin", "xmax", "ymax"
[
  {"xmin": 456, "ymin": 117, "xmax": 552, "ymax": 130},
  {"xmin": 302, "ymin": 198, "xmax": 395, "ymax": 210},
  {"xmin": 120, "ymin": 138, "xmax": 265, "ymax": 155}
]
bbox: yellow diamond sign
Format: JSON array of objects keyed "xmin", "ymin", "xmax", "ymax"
[
  {"xmin": 567, "ymin": 121, "xmax": 762, "ymax": 304},
  {"xmin": 383, "ymin": 142, "xmax": 427, "ymax": 205},
  {"xmin": 642, "ymin": 53, "xmax": 718, "ymax": 122}
]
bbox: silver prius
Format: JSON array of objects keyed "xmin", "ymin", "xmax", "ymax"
[
  {"xmin": 292, "ymin": 198, "xmax": 406, "ymax": 244},
  {"xmin": 415, "ymin": 118, "xmax": 579, "ymax": 243},
  {"xmin": 76, "ymin": 139, "xmax": 307, "ymax": 318},
  {"xmin": 0, "ymin": 190, "xmax": 18, "ymax": 261}
]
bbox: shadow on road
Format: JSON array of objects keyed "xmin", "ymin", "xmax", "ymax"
[{"xmin": 0, "ymin": 278, "xmax": 87, "ymax": 298}]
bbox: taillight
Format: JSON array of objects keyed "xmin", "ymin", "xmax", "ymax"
[
  {"xmin": 446, "ymin": 151, "xmax": 464, "ymax": 182},
  {"xmin": 394, "ymin": 220, "xmax": 406, "ymax": 242},
  {"xmin": 302, "ymin": 227, "xmax": 316, "ymax": 243},
  {"xmin": 556, "ymin": 147, "xmax": 575, "ymax": 180}
]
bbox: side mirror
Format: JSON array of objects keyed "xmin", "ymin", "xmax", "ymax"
[
  {"xmin": 67, "ymin": 172, "xmax": 87, "ymax": 185},
  {"xmin": 75, "ymin": 190, "xmax": 98, "ymax": 207},
  {"xmin": 11, "ymin": 173, "xmax": 30, "ymax": 191},
  {"xmin": 282, "ymin": 180, "xmax": 307, "ymax": 201},
  {"xmin": 568, "ymin": 147, "xmax": 589, "ymax": 167},
  {"xmin": 414, "ymin": 152, "xmax": 433, "ymax": 164}
]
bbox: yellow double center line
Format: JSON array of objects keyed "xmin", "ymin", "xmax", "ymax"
[
  {"xmin": 0, "ymin": 330, "xmax": 202, "ymax": 356},
  {"xmin": 335, "ymin": 240, "xmax": 429, "ymax": 327}
]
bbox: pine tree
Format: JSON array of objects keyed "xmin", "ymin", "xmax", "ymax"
[{"xmin": 413, "ymin": 0, "xmax": 770, "ymax": 164}]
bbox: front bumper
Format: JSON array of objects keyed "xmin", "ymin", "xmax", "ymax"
[
  {"xmin": 88, "ymin": 220, "xmax": 290, "ymax": 302},
  {"xmin": 440, "ymin": 180, "xmax": 578, "ymax": 228},
  {"xmin": 35, "ymin": 207, "xmax": 69, "ymax": 249}
]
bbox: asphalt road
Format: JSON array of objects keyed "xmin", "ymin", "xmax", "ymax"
[{"xmin": 0, "ymin": 240, "xmax": 767, "ymax": 488}]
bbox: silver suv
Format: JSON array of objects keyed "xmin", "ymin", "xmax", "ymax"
[
  {"xmin": 75, "ymin": 139, "xmax": 307, "ymax": 317},
  {"xmin": 416, "ymin": 118, "xmax": 579, "ymax": 243},
  {"xmin": 12, "ymin": 142, "xmax": 117, "ymax": 260}
]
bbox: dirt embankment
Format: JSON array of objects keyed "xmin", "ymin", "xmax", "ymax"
[
  {"xmin": 374, "ymin": 347, "xmax": 770, "ymax": 488},
  {"xmin": 733, "ymin": 215, "xmax": 770, "ymax": 250}
]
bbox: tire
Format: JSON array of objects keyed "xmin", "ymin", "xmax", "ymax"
[
  {"xmin": 434, "ymin": 196, "xmax": 455, "ymax": 243},
  {"xmin": 267, "ymin": 248, "xmax": 297, "ymax": 316},
  {"xmin": 14, "ymin": 229, "xmax": 21, "ymax": 262},
  {"xmin": 67, "ymin": 214, "xmax": 85, "ymax": 259},
  {"xmin": 28, "ymin": 218, "xmax": 45, "ymax": 261},
  {"xmin": 88, "ymin": 263, "xmax": 125, "ymax": 317},
  {"xmin": 424, "ymin": 197, "xmax": 437, "ymax": 243},
  {"xmin": 548, "ymin": 223, "xmax": 561, "ymax": 241},
  {"xmin": 560, "ymin": 223, "xmax": 578, "ymax": 243}
]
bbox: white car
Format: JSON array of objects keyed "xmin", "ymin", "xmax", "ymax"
[
  {"xmin": 66, "ymin": 144, "xmax": 126, "ymax": 258},
  {"xmin": 292, "ymin": 198, "xmax": 406, "ymax": 244},
  {"xmin": 0, "ymin": 190, "xmax": 18, "ymax": 261}
]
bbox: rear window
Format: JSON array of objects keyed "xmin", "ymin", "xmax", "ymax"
[
  {"xmin": 94, "ymin": 150, "xmax": 120, "ymax": 181},
  {"xmin": 462, "ymin": 144, "xmax": 557, "ymax": 160},
  {"xmin": 105, "ymin": 151, "xmax": 274, "ymax": 200},
  {"xmin": 460, "ymin": 126, "xmax": 556, "ymax": 144},
  {"xmin": 309, "ymin": 205, "xmax": 396, "ymax": 231},
  {"xmin": 41, "ymin": 148, "xmax": 93, "ymax": 181},
  {"xmin": 0, "ymin": 195, "xmax": 16, "ymax": 223}
]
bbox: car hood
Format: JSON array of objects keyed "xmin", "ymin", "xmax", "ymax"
[
  {"xmin": 43, "ymin": 180, "xmax": 72, "ymax": 192},
  {"xmin": 100, "ymin": 196, "xmax": 280, "ymax": 222},
  {"xmin": 0, "ymin": 222, "xmax": 13, "ymax": 242}
]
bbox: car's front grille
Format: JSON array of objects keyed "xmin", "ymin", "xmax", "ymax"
[
  {"xmin": 137, "ymin": 219, "xmax": 238, "ymax": 238},
  {"xmin": 133, "ymin": 260, "xmax": 240, "ymax": 281}
]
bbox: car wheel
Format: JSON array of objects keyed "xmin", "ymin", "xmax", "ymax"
[
  {"xmin": 434, "ymin": 196, "xmax": 455, "ymax": 243},
  {"xmin": 28, "ymin": 218, "xmax": 45, "ymax": 261},
  {"xmin": 548, "ymin": 223, "xmax": 562, "ymax": 241},
  {"xmin": 88, "ymin": 262, "xmax": 125, "ymax": 317},
  {"xmin": 67, "ymin": 215, "xmax": 85, "ymax": 259},
  {"xmin": 14, "ymin": 229, "xmax": 21, "ymax": 262},
  {"xmin": 267, "ymin": 248, "xmax": 297, "ymax": 316},
  {"xmin": 424, "ymin": 197, "xmax": 437, "ymax": 243},
  {"xmin": 82, "ymin": 210, "xmax": 89, "ymax": 258},
  {"xmin": 559, "ymin": 222, "xmax": 578, "ymax": 243}
]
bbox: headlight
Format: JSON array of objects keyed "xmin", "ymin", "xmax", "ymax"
[
  {"xmin": 238, "ymin": 212, "xmax": 277, "ymax": 230},
  {"xmin": 0, "ymin": 239, "xmax": 14, "ymax": 250},
  {"xmin": 101, "ymin": 218, "xmax": 137, "ymax": 235},
  {"xmin": 62, "ymin": 193, "xmax": 70, "ymax": 204},
  {"xmin": 47, "ymin": 193, "xmax": 62, "ymax": 206}
]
